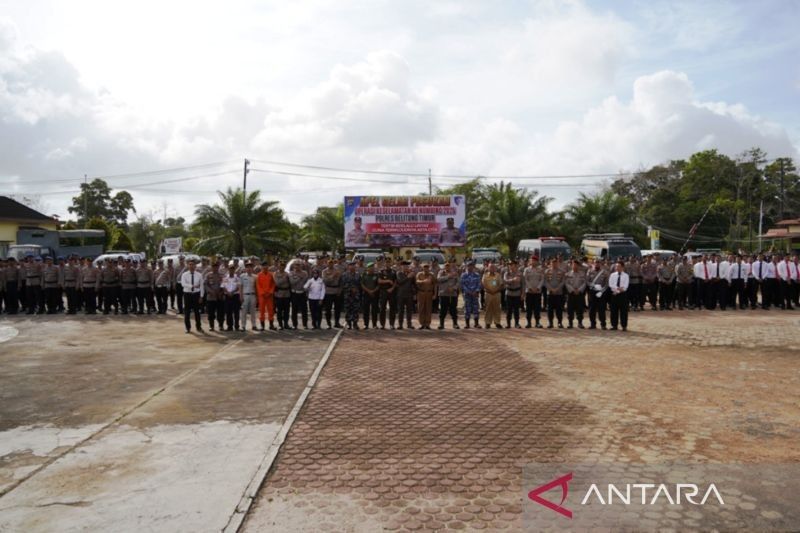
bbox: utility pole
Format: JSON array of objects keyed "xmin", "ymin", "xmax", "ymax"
[
  {"xmin": 243, "ymin": 158, "xmax": 251, "ymax": 194},
  {"xmin": 779, "ymin": 158, "xmax": 786, "ymax": 220},
  {"xmin": 428, "ymin": 168, "xmax": 432, "ymax": 196},
  {"xmin": 83, "ymin": 174, "xmax": 88, "ymax": 225}
]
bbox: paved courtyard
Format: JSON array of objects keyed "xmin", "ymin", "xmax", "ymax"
[{"xmin": 1, "ymin": 309, "xmax": 799, "ymax": 531}]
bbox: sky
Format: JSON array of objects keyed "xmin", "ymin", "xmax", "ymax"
[{"xmin": 0, "ymin": 0, "xmax": 798, "ymax": 223}]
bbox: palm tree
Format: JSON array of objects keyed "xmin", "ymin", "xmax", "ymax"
[
  {"xmin": 301, "ymin": 204, "xmax": 345, "ymax": 252},
  {"xmin": 193, "ymin": 188, "xmax": 289, "ymax": 256},
  {"xmin": 469, "ymin": 182, "xmax": 553, "ymax": 257},
  {"xmin": 562, "ymin": 191, "xmax": 639, "ymax": 241}
]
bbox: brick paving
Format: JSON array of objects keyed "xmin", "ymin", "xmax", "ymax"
[{"xmin": 244, "ymin": 310, "xmax": 800, "ymax": 531}]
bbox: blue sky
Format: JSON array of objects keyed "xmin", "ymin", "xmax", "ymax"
[{"xmin": 0, "ymin": 0, "xmax": 798, "ymax": 220}]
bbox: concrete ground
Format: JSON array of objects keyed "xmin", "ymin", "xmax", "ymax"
[
  {"xmin": 1, "ymin": 309, "xmax": 799, "ymax": 532},
  {"xmin": 0, "ymin": 314, "xmax": 337, "ymax": 532},
  {"xmin": 244, "ymin": 309, "xmax": 800, "ymax": 532}
]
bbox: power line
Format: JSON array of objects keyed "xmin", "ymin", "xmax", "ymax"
[
  {"xmin": 250, "ymin": 158, "xmax": 627, "ymax": 180},
  {"xmin": 0, "ymin": 160, "xmax": 236, "ymax": 185}
]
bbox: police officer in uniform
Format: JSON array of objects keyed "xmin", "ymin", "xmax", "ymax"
[
  {"xmin": 347, "ymin": 216, "xmax": 368, "ymax": 245},
  {"xmin": 503, "ymin": 262, "xmax": 523, "ymax": 328},
  {"xmin": 203, "ymin": 262, "xmax": 224, "ymax": 330},
  {"xmin": 120, "ymin": 260, "xmax": 138, "ymax": 314},
  {"xmin": 675, "ymin": 256, "xmax": 693, "ymax": 310},
  {"xmin": 101, "ymin": 258, "xmax": 121, "ymax": 314},
  {"xmin": 24, "ymin": 256, "xmax": 43, "ymax": 314},
  {"xmin": 4, "ymin": 258, "xmax": 20, "ymax": 314},
  {"xmin": 322, "ymin": 259, "xmax": 343, "ymax": 329},
  {"xmin": 523, "ymin": 256, "xmax": 544, "ymax": 328},
  {"xmin": 240, "ymin": 262, "xmax": 258, "ymax": 331},
  {"xmin": 42, "ymin": 256, "xmax": 62, "ymax": 314},
  {"xmin": 289, "ymin": 261, "xmax": 309, "ymax": 329},
  {"xmin": 544, "ymin": 259, "xmax": 566, "ymax": 328},
  {"xmin": 63, "ymin": 256, "xmax": 81, "ymax": 314},
  {"xmin": 641, "ymin": 256, "xmax": 658, "ymax": 310},
  {"xmin": 273, "ymin": 261, "xmax": 292, "ymax": 330},
  {"xmin": 136, "ymin": 260, "xmax": 154, "ymax": 314},
  {"xmin": 81, "ymin": 258, "xmax": 100, "ymax": 314},
  {"xmin": 586, "ymin": 259, "xmax": 608, "ymax": 329},
  {"xmin": 437, "ymin": 261, "xmax": 460, "ymax": 329},
  {"xmin": 565, "ymin": 259, "xmax": 586, "ymax": 328},
  {"xmin": 657, "ymin": 258, "xmax": 676, "ymax": 310}
]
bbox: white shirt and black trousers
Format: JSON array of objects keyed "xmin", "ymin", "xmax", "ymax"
[
  {"xmin": 608, "ymin": 270, "xmax": 629, "ymax": 331},
  {"xmin": 181, "ymin": 269, "xmax": 204, "ymax": 332}
]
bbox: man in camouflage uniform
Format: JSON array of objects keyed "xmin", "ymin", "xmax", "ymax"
[
  {"xmin": 395, "ymin": 261, "xmax": 416, "ymax": 329},
  {"xmin": 360, "ymin": 262, "xmax": 379, "ymax": 329},
  {"xmin": 503, "ymin": 261, "xmax": 523, "ymax": 328},
  {"xmin": 341, "ymin": 261, "xmax": 361, "ymax": 329},
  {"xmin": 377, "ymin": 263, "xmax": 397, "ymax": 329}
]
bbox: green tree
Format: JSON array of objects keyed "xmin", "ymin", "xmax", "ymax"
[
  {"xmin": 85, "ymin": 217, "xmax": 114, "ymax": 251},
  {"xmin": 69, "ymin": 179, "xmax": 136, "ymax": 226},
  {"xmin": 301, "ymin": 204, "xmax": 345, "ymax": 252},
  {"xmin": 113, "ymin": 230, "xmax": 134, "ymax": 251},
  {"xmin": 469, "ymin": 182, "xmax": 553, "ymax": 256},
  {"xmin": 561, "ymin": 191, "xmax": 642, "ymax": 244},
  {"xmin": 193, "ymin": 187, "xmax": 289, "ymax": 256}
]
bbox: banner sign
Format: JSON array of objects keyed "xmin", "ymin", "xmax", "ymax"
[
  {"xmin": 159, "ymin": 237, "xmax": 183, "ymax": 255},
  {"xmin": 344, "ymin": 195, "xmax": 466, "ymax": 248}
]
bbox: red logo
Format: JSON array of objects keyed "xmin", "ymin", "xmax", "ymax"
[{"xmin": 528, "ymin": 472, "xmax": 573, "ymax": 518}]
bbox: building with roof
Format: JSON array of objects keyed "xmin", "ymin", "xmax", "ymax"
[
  {"xmin": 0, "ymin": 196, "xmax": 59, "ymax": 256},
  {"xmin": 759, "ymin": 219, "xmax": 800, "ymax": 253}
]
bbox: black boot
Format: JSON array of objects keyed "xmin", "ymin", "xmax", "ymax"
[
  {"xmin": 269, "ymin": 320, "xmax": 276, "ymax": 330},
  {"xmin": 260, "ymin": 320, "xmax": 265, "ymax": 331}
]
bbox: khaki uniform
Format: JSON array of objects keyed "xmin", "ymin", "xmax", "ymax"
[
  {"xmin": 481, "ymin": 271, "xmax": 503, "ymax": 327},
  {"xmin": 544, "ymin": 268, "xmax": 565, "ymax": 326},
  {"xmin": 81, "ymin": 265, "xmax": 100, "ymax": 314},
  {"xmin": 415, "ymin": 271, "xmax": 436, "ymax": 327}
]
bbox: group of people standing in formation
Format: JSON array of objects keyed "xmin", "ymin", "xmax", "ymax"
[{"xmin": 1, "ymin": 251, "xmax": 798, "ymax": 334}]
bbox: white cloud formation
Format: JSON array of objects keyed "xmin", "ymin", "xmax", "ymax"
[{"xmin": 0, "ymin": 2, "xmax": 798, "ymax": 221}]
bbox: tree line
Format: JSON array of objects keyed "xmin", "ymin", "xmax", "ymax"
[{"xmin": 64, "ymin": 148, "xmax": 798, "ymax": 257}]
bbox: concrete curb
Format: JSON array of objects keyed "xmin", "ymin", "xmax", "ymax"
[{"xmin": 222, "ymin": 329, "xmax": 344, "ymax": 533}]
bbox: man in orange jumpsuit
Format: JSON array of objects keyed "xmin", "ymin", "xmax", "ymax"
[{"xmin": 257, "ymin": 260, "xmax": 277, "ymax": 330}]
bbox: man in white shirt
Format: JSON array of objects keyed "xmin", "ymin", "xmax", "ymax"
[
  {"xmin": 222, "ymin": 263, "xmax": 241, "ymax": 331},
  {"xmin": 304, "ymin": 269, "xmax": 326, "ymax": 329},
  {"xmin": 726, "ymin": 255, "xmax": 749, "ymax": 310},
  {"xmin": 180, "ymin": 259, "xmax": 204, "ymax": 333},
  {"xmin": 776, "ymin": 255, "xmax": 795, "ymax": 310},
  {"xmin": 792, "ymin": 254, "xmax": 800, "ymax": 307},
  {"xmin": 716, "ymin": 255, "xmax": 731, "ymax": 310},
  {"xmin": 751, "ymin": 253, "xmax": 769, "ymax": 309},
  {"xmin": 693, "ymin": 255, "xmax": 717, "ymax": 310},
  {"xmin": 608, "ymin": 260, "xmax": 630, "ymax": 331}
]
